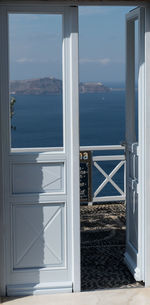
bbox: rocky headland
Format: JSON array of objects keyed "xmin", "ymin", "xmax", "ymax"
[{"xmin": 10, "ymin": 77, "xmax": 110, "ymax": 95}]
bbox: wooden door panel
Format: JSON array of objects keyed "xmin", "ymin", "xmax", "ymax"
[
  {"xmin": 0, "ymin": 4, "xmax": 79, "ymax": 296},
  {"xmin": 125, "ymin": 7, "xmax": 145, "ymax": 282},
  {"xmin": 12, "ymin": 203, "xmax": 66, "ymax": 269},
  {"xmin": 12, "ymin": 162, "xmax": 65, "ymax": 194}
]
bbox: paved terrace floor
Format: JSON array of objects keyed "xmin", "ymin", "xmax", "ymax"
[{"xmin": 81, "ymin": 203, "xmax": 143, "ymax": 290}]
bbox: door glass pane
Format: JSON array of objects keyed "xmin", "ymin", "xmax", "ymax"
[{"xmin": 9, "ymin": 14, "xmax": 63, "ymax": 149}]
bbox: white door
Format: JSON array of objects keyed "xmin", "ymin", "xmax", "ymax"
[
  {"xmin": 125, "ymin": 7, "xmax": 145, "ymax": 282},
  {"xmin": 0, "ymin": 4, "xmax": 80, "ymax": 296}
]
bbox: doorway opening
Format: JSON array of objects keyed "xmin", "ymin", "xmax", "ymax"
[
  {"xmin": 0, "ymin": 3, "xmax": 147, "ymax": 296},
  {"xmin": 79, "ymin": 5, "xmax": 144, "ymax": 291}
]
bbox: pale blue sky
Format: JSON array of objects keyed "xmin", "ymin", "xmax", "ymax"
[{"xmin": 9, "ymin": 6, "xmax": 136, "ymax": 84}]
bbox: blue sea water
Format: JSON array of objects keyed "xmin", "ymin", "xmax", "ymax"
[
  {"xmin": 11, "ymin": 91, "xmax": 126, "ymax": 147},
  {"xmin": 11, "ymin": 91, "xmax": 136, "ymax": 199}
]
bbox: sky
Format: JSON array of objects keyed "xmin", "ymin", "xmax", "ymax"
[{"xmin": 9, "ymin": 6, "xmax": 136, "ymax": 84}]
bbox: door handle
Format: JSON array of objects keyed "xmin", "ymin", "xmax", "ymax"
[{"xmin": 120, "ymin": 141, "xmax": 126, "ymax": 147}]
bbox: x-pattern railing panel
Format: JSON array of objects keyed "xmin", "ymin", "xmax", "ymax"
[
  {"xmin": 94, "ymin": 160, "xmax": 125, "ymax": 197},
  {"xmin": 80, "ymin": 145, "xmax": 126, "ymax": 204}
]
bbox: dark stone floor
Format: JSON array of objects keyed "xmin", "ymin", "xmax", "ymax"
[{"xmin": 81, "ymin": 203, "xmax": 144, "ymax": 291}]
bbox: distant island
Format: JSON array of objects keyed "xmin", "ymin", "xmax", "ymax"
[{"xmin": 10, "ymin": 77, "xmax": 110, "ymax": 95}]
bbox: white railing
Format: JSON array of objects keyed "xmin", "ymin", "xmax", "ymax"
[{"xmin": 80, "ymin": 145, "xmax": 126, "ymax": 204}]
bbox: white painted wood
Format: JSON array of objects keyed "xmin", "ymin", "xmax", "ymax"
[
  {"xmin": 80, "ymin": 145, "xmax": 125, "ymax": 151},
  {"xmin": 7, "ymin": 281, "xmax": 72, "ymax": 296},
  {"xmin": 81, "ymin": 146, "xmax": 126, "ymax": 204},
  {"xmin": 0, "ymin": 3, "xmax": 79, "ymax": 296},
  {"xmin": 94, "ymin": 160, "xmax": 125, "ymax": 197},
  {"xmin": 0, "ymin": 0, "xmax": 148, "ymax": 298},
  {"xmin": 93, "ymin": 195, "xmax": 126, "ymax": 202},
  {"xmin": 93, "ymin": 155, "xmax": 125, "ymax": 161},
  {"xmin": 13, "ymin": 203, "xmax": 66, "ymax": 269},
  {"xmin": 10, "ymin": 153, "xmax": 67, "ymax": 162},
  {"xmin": 125, "ymin": 7, "xmax": 145, "ymax": 282},
  {"xmin": 12, "ymin": 163, "xmax": 64, "ymax": 194},
  {"xmin": 1, "ymin": 4, "xmax": 66, "ymax": 14},
  {"xmin": 0, "ymin": 1, "xmax": 146, "ymax": 7},
  {"xmin": 11, "ymin": 147, "xmax": 63, "ymax": 153},
  {"xmin": 126, "ymin": 8, "xmax": 140, "ymax": 21},
  {"xmin": 137, "ymin": 6, "xmax": 145, "ymax": 283},
  {"xmin": 0, "ymin": 5, "xmax": 10, "ymax": 296},
  {"xmin": 89, "ymin": 147, "xmax": 126, "ymax": 203},
  {"xmin": 144, "ymin": 5, "xmax": 150, "ymax": 287},
  {"xmin": 63, "ymin": 7, "xmax": 80, "ymax": 292}
]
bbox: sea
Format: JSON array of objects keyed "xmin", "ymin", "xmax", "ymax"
[{"xmin": 11, "ymin": 88, "xmax": 138, "ymax": 199}]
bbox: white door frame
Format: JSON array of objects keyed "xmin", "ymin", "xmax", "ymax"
[
  {"xmin": 144, "ymin": 4, "xmax": 150, "ymax": 287},
  {"xmin": 125, "ymin": 5, "xmax": 150, "ymax": 287},
  {"xmin": 125, "ymin": 7, "xmax": 145, "ymax": 281},
  {"xmin": 0, "ymin": 3, "xmax": 80, "ymax": 296},
  {"xmin": 1, "ymin": 0, "xmax": 150, "ymax": 296}
]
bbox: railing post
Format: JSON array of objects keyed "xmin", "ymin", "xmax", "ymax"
[
  {"xmin": 124, "ymin": 159, "xmax": 127, "ymax": 204},
  {"xmin": 88, "ymin": 150, "xmax": 93, "ymax": 206}
]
